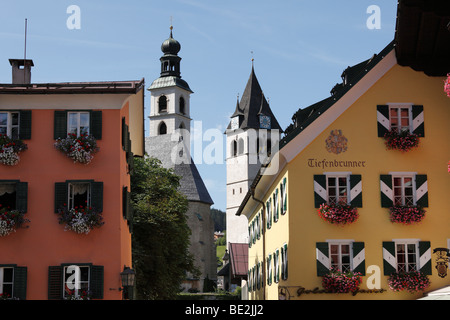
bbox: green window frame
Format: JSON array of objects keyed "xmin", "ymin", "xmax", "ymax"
[
  {"xmin": 0, "ymin": 264, "xmax": 27, "ymax": 300},
  {"xmin": 48, "ymin": 263, "xmax": 104, "ymax": 300},
  {"xmin": 54, "ymin": 110, "xmax": 102, "ymax": 140}
]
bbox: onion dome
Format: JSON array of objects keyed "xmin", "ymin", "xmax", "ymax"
[{"xmin": 161, "ymin": 26, "xmax": 181, "ymax": 55}]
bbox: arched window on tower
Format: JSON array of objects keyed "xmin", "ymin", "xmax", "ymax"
[
  {"xmin": 179, "ymin": 96, "xmax": 185, "ymax": 115},
  {"xmin": 159, "ymin": 122, "xmax": 167, "ymax": 135},
  {"xmin": 232, "ymin": 140, "xmax": 237, "ymax": 157},
  {"xmin": 238, "ymin": 138, "xmax": 244, "ymax": 155},
  {"xmin": 158, "ymin": 95, "xmax": 167, "ymax": 113}
]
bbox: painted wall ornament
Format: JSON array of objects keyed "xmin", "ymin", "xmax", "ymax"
[
  {"xmin": 325, "ymin": 129, "xmax": 348, "ymax": 154},
  {"xmin": 433, "ymin": 248, "xmax": 449, "ymax": 278}
]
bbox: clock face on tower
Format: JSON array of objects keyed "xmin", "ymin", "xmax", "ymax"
[{"xmin": 259, "ymin": 115, "xmax": 271, "ymax": 129}]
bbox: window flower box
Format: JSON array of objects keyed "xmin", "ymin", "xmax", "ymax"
[
  {"xmin": 56, "ymin": 206, "xmax": 104, "ymax": 235},
  {"xmin": 64, "ymin": 289, "xmax": 91, "ymax": 300},
  {"xmin": 389, "ymin": 205, "xmax": 426, "ymax": 225},
  {"xmin": 388, "ymin": 270, "xmax": 430, "ymax": 293},
  {"xmin": 444, "ymin": 73, "xmax": 450, "ymax": 98},
  {"xmin": 0, "ymin": 207, "xmax": 30, "ymax": 237},
  {"xmin": 383, "ymin": 129, "xmax": 420, "ymax": 152},
  {"xmin": 317, "ymin": 202, "xmax": 359, "ymax": 225},
  {"xmin": 54, "ymin": 133, "xmax": 99, "ymax": 164},
  {"xmin": 0, "ymin": 134, "xmax": 27, "ymax": 166},
  {"xmin": 322, "ymin": 269, "xmax": 362, "ymax": 294}
]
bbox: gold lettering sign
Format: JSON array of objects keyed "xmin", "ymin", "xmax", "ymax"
[{"xmin": 308, "ymin": 159, "xmax": 366, "ymax": 168}]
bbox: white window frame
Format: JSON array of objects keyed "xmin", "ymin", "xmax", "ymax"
[
  {"xmin": 393, "ymin": 239, "xmax": 420, "ymax": 273},
  {"xmin": 0, "ymin": 111, "xmax": 20, "ymax": 139},
  {"xmin": 388, "ymin": 104, "xmax": 412, "ymax": 133},
  {"xmin": 390, "ymin": 172, "xmax": 416, "ymax": 206},
  {"xmin": 67, "ymin": 112, "xmax": 90, "ymax": 136},
  {"xmin": 63, "ymin": 265, "xmax": 90, "ymax": 299},
  {"xmin": 325, "ymin": 172, "xmax": 351, "ymax": 205},
  {"xmin": 68, "ymin": 182, "xmax": 91, "ymax": 210},
  {"xmin": 327, "ymin": 239, "xmax": 354, "ymax": 273},
  {"xmin": 0, "ymin": 267, "xmax": 14, "ymax": 297}
]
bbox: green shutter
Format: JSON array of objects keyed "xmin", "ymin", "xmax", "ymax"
[
  {"xmin": 54, "ymin": 111, "xmax": 67, "ymax": 140},
  {"xmin": 352, "ymin": 242, "xmax": 366, "ymax": 275},
  {"xmin": 91, "ymin": 181, "xmax": 103, "ymax": 212},
  {"xmin": 314, "ymin": 175, "xmax": 327, "ymax": 208},
  {"xmin": 275, "ymin": 249, "xmax": 280, "ymax": 283},
  {"xmin": 121, "ymin": 118, "xmax": 126, "ymax": 150},
  {"xmin": 282, "ymin": 243, "xmax": 288, "ymax": 280},
  {"xmin": 382, "ymin": 241, "xmax": 396, "ymax": 275},
  {"xmin": 90, "ymin": 265, "xmax": 104, "ymax": 299},
  {"xmin": 15, "ymin": 182, "xmax": 28, "ymax": 213},
  {"xmin": 415, "ymin": 175, "xmax": 428, "ymax": 208},
  {"xmin": 316, "ymin": 242, "xmax": 329, "ymax": 276},
  {"xmin": 419, "ymin": 241, "xmax": 432, "ymax": 275},
  {"xmin": 19, "ymin": 110, "xmax": 32, "ymax": 140},
  {"xmin": 13, "ymin": 266, "xmax": 27, "ymax": 300},
  {"xmin": 54, "ymin": 182, "xmax": 68, "ymax": 213},
  {"xmin": 411, "ymin": 105, "xmax": 425, "ymax": 137},
  {"xmin": 377, "ymin": 105, "xmax": 390, "ymax": 137},
  {"xmin": 380, "ymin": 175, "xmax": 393, "ymax": 208},
  {"xmin": 48, "ymin": 266, "xmax": 63, "ymax": 300},
  {"xmin": 122, "ymin": 186, "xmax": 129, "ymax": 220},
  {"xmin": 281, "ymin": 177, "xmax": 287, "ymax": 214},
  {"xmin": 349, "ymin": 175, "xmax": 363, "ymax": 208},
  {"xmin": 90, "ymin": 111, "xmax": 102, "ymax": 140}
]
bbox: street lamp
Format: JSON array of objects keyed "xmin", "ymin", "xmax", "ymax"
[{"xmin": 120, "ymin": 266, "xmax": 136, "ymax": 299}]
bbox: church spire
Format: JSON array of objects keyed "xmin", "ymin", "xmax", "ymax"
[{"xmin": 160, "ymin": 25, "xmax": 182, "ymax": 77}]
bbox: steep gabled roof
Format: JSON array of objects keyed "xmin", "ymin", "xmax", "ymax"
[
  {"xmin": 281, "ymin": 40, "xmax": 395, "ymax": 147},
  {"xmin": 145, "ymin": 134, "xmax": 213, "ymax": 205},
  {"xmin": 227, "ymin": 67, "xmax": 282, "ymax": 131}
]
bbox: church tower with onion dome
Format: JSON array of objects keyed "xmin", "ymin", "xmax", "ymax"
[{"xmin": 145, "ymin": 26, "xmax": 216, "ymax": 293}]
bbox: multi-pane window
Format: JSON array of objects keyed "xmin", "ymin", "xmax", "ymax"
[
  {"xmin": 396, "ymin": 243, "xmax": 417, "ymax": 272},
  {"xmin": 63, "ymin": 265, "xmax": 90, "ymax": 299},
  {"xmin": 0, "ymin": 267, "xmax": 14, "ymax": 298},
  {"xmin": 0, "ymin": 112, "xmax": 19, "ymax": 139},
  {"xmin": 68, "ymin": 112, "xmax": 90, "ymax": 136},
  {"xmin": 393, "ymin": 175, "xmax": 414, "ymax": 206},
  {"xmin": 330, "ymin": 243, "xmax": 351, "ymax": 273},
  {"xmin": 68, "ymin": 182, "xmax": 91, "ymax": 209},
  {"xmin": 390, "ymin": 106, "xmax": 410, "ymax": 133},
  {"xmin": 327, "ymin": 176, "xmax": 348, "ymax": 205},
  {"xmin": 0, "ymin": 183, "xmax": 16, "ymax": 209}
]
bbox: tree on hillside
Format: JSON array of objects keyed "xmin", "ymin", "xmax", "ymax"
[
  {"xmin": 131, "ymin": 156, "xmax": 198, "ymax": 300},
  {"xmin": 210, "ymin": 207, "xmax": 226, "ymax": 232}
]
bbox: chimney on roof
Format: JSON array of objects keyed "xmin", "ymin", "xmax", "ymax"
[{"xmin": 9, "ymin": 59, "xmax": 34, "ymax": 84}]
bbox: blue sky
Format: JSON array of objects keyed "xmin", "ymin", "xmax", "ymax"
[{"xmin": 0, "ymin": 1, "xmax": 398, "ymax": 211}]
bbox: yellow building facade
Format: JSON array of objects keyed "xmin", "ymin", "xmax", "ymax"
[{"xmin": 238, "ymin": 40, "xmax": 450, "ymax": 300}]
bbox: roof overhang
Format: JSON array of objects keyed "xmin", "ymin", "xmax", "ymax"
[
  {"xmin": 395, "ymin": 0, "xmax": 450, "ymax": 76},
  {"xmin": 0, "ymin": 79, "xmax": 145, "ymax": 95},
  {"xmin": 236, "ymin": 45, "xmax": 397, "ymax": 218}
]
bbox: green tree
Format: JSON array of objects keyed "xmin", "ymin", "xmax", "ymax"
[{"xmin": 131, "ymin": 156, "xmax": 197, "ymax": 299}]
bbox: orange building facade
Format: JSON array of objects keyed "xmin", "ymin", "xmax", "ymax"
[{"xmin": 0, "ymin": 60, "xmax": 144, "ymax": 299}]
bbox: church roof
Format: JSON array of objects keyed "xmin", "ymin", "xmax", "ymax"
[
  {"xmin": 145, "ymin": 135, "xmax": 214, "ymax": 205},
  {"xmin": 148, "ymin": 76, "xmax": 193, "ymax": 93},
  {"xmin": 227, "ymin": 66, "xmax": 282, "ymax": 131}
]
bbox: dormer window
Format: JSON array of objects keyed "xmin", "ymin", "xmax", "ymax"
[{"xmin": 158, "ymin": 95, "xmax": 167, "ymax": 113}]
